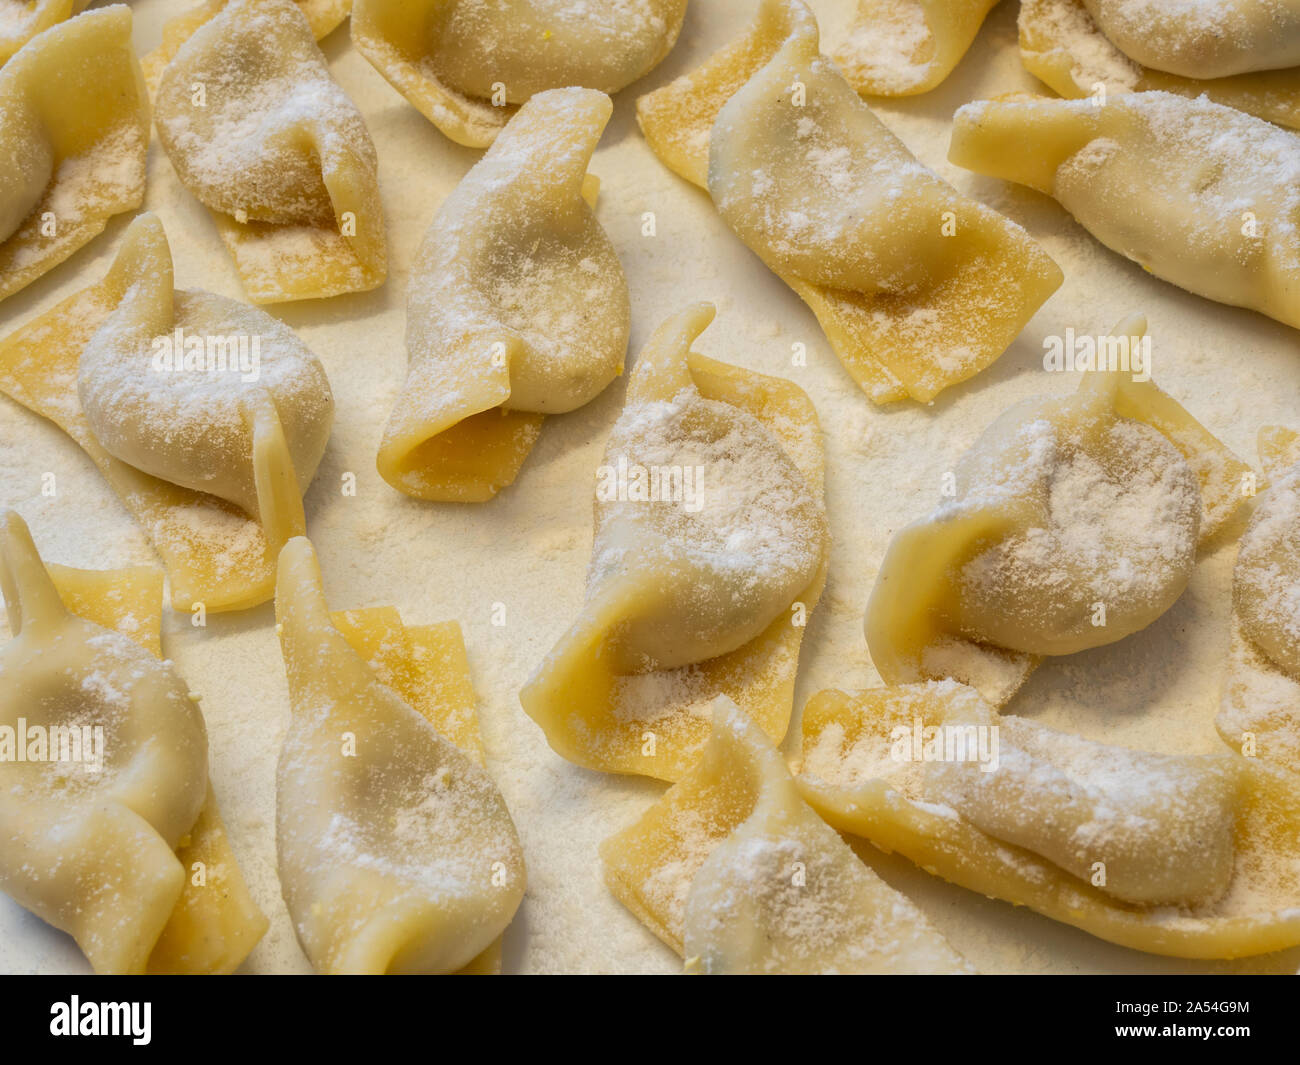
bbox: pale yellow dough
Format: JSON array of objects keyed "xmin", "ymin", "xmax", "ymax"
[
  {"xmin": 0, "ymin": 5, "xmax": 149, "ymax": 303},
  {"xmin": 520, "ymin": 304, "xmax": 829, "ymax": 780},
  {"xmin": 351, "ymin": 0, "xmax": 688, "ymax": 147},
  {"xmin": 601, "ymin": 696, "xmax": 972, "ymax": 973},
  {"xmin": 865, "ymin": 315, "xmax": 1249, "ymax": 707},
  {"xmin": 0, "ymin": 0, "xmax": 89, "ymax": 66},
  {"xmin": 377, "ymin": 88, "xmax": 629, "ymax": 502},
  {"xmin": 950, "ymin": 90, "xmax": 1300, "ymax": 331},
  {"xmin": 154, "ymin": 0, "xmax": 386, "ymax": 302},
  {"xmin": 797, "ymin": 682, "xmax": 1300, "ymax": 959},
  {"xmin": 636, "ymin": 0, "xmax": 1062, "ymax": 405},
  {"xmin": 0, "ymin": 511, "xmax": 267, "ymax": 974},
  {"xmin": 275, "ymin": 537, "xmax": 526, "ymax": 974}
]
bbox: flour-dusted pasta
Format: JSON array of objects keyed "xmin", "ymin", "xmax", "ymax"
[
  {"xmin": 154, "ymin": 0, "xmax": 385, "ymax": 302},
  {"xmin": 0, "ymin": 0, "xmax": 89, "ymax": 65},
  {"xmin": 1218, "ymin": 428, "xmax": 1300, "ymax": 770},
  {"xmin": 352, "ymin": 0, "xmax": 688, "ymax": 147},
  {"xmin": 520, "ymin": 305, "xmax": 829, "ymax": 780},
  {"xmin": 378, "ymin": 88, "xmax": 629, "ymax": 502},
  {"xmin": 865, "ymin": 316, "xmax": 1249, "ymax": 707},
  {"xmin": 637, "ymin": 0, "xmax": 1062, "ymax": 404},
  {"xmin": 831, "ymin": 0, "xmax": 1000, "ymax": 96},
  {"xmin": 0, "ymin": 5, "xmax": 148, "ymax": 303},
  {"xmin": 797, "ymin": 681, "xmax": 1300, "ymax": 958},
  {"xmin": 0, "ymin": 214, "xmax": 332, "ymax": 612},
  {"xmin": 275, "ymin": 537, "xmax": 526, "ymax": 974},
  {"xmin": 0, "ymin": 511, "xmax": 267, "ymax": 974},
  {"xmin": 1019, "ymin": 0, "xmax": 1300, "ymax": 130},
  {"xmin": 951, "ymin": 91, "xmax": 1300, "ymax": 330},
  {"xmin": 601, "ymin": 696, "xmax": 972, "ymax": 973}
]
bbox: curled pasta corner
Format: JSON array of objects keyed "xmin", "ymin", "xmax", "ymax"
[
  {"xmin": 0, "ymin": 511, "xmax": 267, "ymax": 974},
  {"xmin": 796, "ymin": 682, "xmax": 1300, "ymax": 960},
  {"xmin": 1018, "ymin": 0, "xmax": 1300, "ymax": 130},
  {"xmin": 520, "ymin": 304, "xmax": 828, "ymax": 781},
  {"xmin": 0, "ymin": 4, "xmax": 149, "ymax": 304}
]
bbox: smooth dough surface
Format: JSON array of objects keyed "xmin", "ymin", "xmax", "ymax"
[
  {"xmin": 520, "ymin": 304, "xmax": 829, "ymax": 780},
  {"xmin": 378, "ymin": 88, "xmax": 629, "ymax": 502},
  {"xmin": 601, "ymin": 695, "xmax": 972, "ymax": 973}
]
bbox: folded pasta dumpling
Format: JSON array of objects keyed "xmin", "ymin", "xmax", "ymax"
[
  {"xmin": 637, "ymin": 0, "xmax": 1062, "ymax": 405},
  {"xmin": 797, "ymin": 681, "xmax": 1300, "ymax": 958},
  {"xmin": 275, "ymin": 536, "xmax": 525, "ymax": 974},
  {"xmin": 520, "ymin": 304, "xmax": 829, "ymax": 780},
  {"xmin": 377, "ymin": 88, "xmax": 629, "ymax": 502},
  {"xmin": 0, "ymin": 213, "xmax": 332, "ymax": 612},
  {"xmin": 0, "ymin": 0, "xmax": 89, "ymax": 65},
  {"xmin": 865, "ymin": 315, "xmax": 1249, "ymax": 706},
  {"xmin": 0, "ymin": 511, "xmax": 267, "ymax": 974},
  {"xmin": 831, "ymin": 0, "xmax": 999, "ymax": 96},
  {"xmin": 154, "ymin": 0, "xmax": 386, "ymax": 303},
  {"xmin": 351, "ymin": 0, "xmax": 688, "ymax": 147},
  {"xmin": 951, "ymin": 90, "xmax": 1300, "ymax": 330},
  {"xmin": 1018, "ymin": 0, "xmax": 1300, "ymax": 131},
  {"xmin": 1081, "ymin": 0, "xmax": 1300, "ymax": 79},
  {"xmin": 1218, "ymin": 427, "xmax": 1300, "ymax": 770},
  {"xmin": 0, "ymin": 5, "xmax": 148, "ymax": 303},
  {"xmin": 602, "ymin": 696, "xmax": 972, "ymax": 973}
]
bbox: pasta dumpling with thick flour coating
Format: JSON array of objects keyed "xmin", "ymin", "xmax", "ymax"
[
  {"xmin": 154, "ymin": 0, "xmax": 385, "ymax": 302},
  {"xmin": 865, "ymin": 315, "xmax": 1249, "ymax": 707},
  {"xmin": 637, "ymin": 0, "xmax": 1062, "ymax": 405},
  {"xmin": 520, "ymin": 304, "xmax": 829, "ymax": 781},
  {"xmin": 950, "ymin": 91, "xmax": 1300, "ymax": 330},
  {"xmin": 351, "ymin": 0, "xmax": 688, "ymax": 147},
  {"xmin": 0, "ymin": 213, "xmax": 334, "ymax": 613},
  {"xmin": 378, "ymin": 88, "xmax": 629, "ymax": 502},
  {"xmin": 0, "ymin": 5, "xmax": 149, "ymax": 303},
  {"xmin": 0, "ymin": 512, "xmax": 267, "ymax": 974},
  {"xmin": 275, "ymin": 537, "xmax": 525, "ymax": 974},
  {"xmin": 0, "ymin": 0, "xmax": 89, "ymax": 66},
  {"xmin": 1018, "ymin": 0, "xmax": 1300, "ymax": 131},
  {"xmin": 797, "ymin": 682, "xmax": 1300, "ymax": 958},
  {"xmin": 601, "ymin": 696, "xmax": 972, "ymax": 973},
  {"xmin": 1218, "ymin": 427, "xmax": 1300, "ymax": 770}
]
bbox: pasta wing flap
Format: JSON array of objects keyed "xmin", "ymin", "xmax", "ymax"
[
  {"xmin": 1018, "ymin": 0, "xmax": 1300, "ymax": 131},
  {"xmin": 0, "ymin": 512, "xmax": 266, "ymax": 975},
  {"xmin": 832, "ymin": 0, "xmax": 1000, "ymax": 97},
  {"xmin": 601, "ymin": 696, "xmax": 971, "ymax": 973},
  {"xmin": 0, "ymin": 214, "xmax": 334, "ymax": 613},
  {"xmin": 865, "ymin": 314, "xmax": 1250, "ymax": 707},
  {"xmin": 950, "ymin": 90, "xmax": 1300, "ymax": 330},
  {"xmin": 0, "ymin": 5, "xmax": 148, "ymax": 303},
  {"xmin": 1218, "ymin": 426, "xmax": 1300, "ymax": 770},
  {"xmin": 636, "ymin": 0, "xmax": 1062, "ymax": 405},
  {"xmin": 275, "ymin": 537, "xmax": 525, "ymax": 974},
  {"xmin": 350, "ymin": 0, "xmax": 688, "ymax": 148},
  {"xmin": 377, "ymin": 88, "xmax": 629, "ymax": 502},
  {"xmin": 797, "ymin": 682, "xmax": 1300, "ymax": 959},
  {"xmin": 520, "ymin": 304, "xmax": 829, "ymax": 781},
  {"xmin": 154, "ymin": 0, "xmax": 385, "ymax": 303}
]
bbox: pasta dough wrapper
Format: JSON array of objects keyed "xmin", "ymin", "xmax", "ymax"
[
  {"xmin": 350, "ymin": 0, "xmax": 687, "ymax": 148},
  {"xmin": 0, "ymin": 0, "xmax": 89, "ymax": 66},
  {"xmin": 950, "ymin": 90, "xmax": 1300, "ymax": 331},
  {"xmin": 1019, "ymin": 0, "xmax": 1300, "ymax": 132},
  {"xmin": 275, "ymin": 536, "xmax": 525, "ymax": 974},
  {"xmin": 637, "ymin": 0, "xmax": 1062, "ymax": 405},
  {"xmin": 866, "ymin": 314, "xmax": 1250, "ymax": 706},
  {"xmin": 154, "ymin": 0, "xmax": 386, "ymax": 303},
  {"xmin": 601, "ymin": 695, "xmax": 972, "ymax": 973},
  {"xmin": 378, "ymin": 87, "xmax": 628, "ymax": 502},
  {"xmin": 0, "ymin": 5, "xmax": 148, "ymax": 303},
  {"xmin": 0, "ymin": 215, "xmax": 322, "ymax": 613},
  {"xmin": 1218, "ymin": 427, "xmax": 1300, "ymax": 770},
  {"xmin": 832, "ymin": 0, "xmax": 1000, "ymax": 97},
  {"xmin": 0, "ymin": 512, "xmax": 267, "ymax": 974},
  {"xmin": 520, "ymin": 304, "xmax": 829, "ymax": 781},
  {"xmin": 797, "ymin": 682, "xmax": 1300, "ymax": 959}
]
